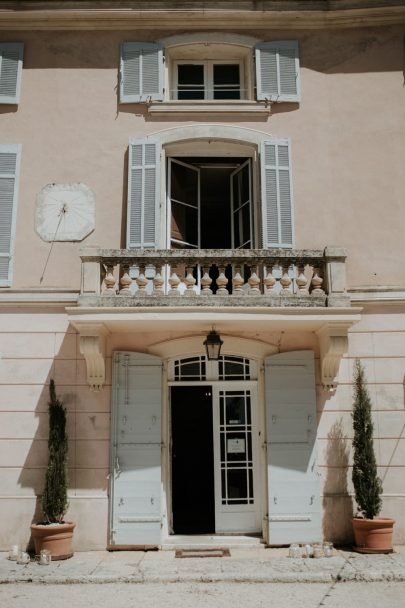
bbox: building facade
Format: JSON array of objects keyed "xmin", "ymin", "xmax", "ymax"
[{"xmin": 0, "ymin": 1, "xmax": 405, "ymax": 550}]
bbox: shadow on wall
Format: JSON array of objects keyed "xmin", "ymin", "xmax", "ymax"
[
  {"xmin": 9, "ymin": 326, "xmax": 110, "ymax": 551},
  {"xmin": 322, "ymin": 418, "xmax": 353, "ymax": 545},
  {"xmin": 1, "ymin": 28, "xmax": 400, "ymax": 74}
]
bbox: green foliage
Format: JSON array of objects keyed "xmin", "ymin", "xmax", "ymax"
[
  {"xmin": 352, "ymin": 360, "xmax": 382, "ymax": 519},
  {"xmin": 41, "ymin": 380, "xmax": 69, "ymax": 523}
]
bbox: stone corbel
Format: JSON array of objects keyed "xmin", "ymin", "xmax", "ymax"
[
  {"xmin": 316, "ymin": 323, "xmax": 351, "ymax": 391},
  {"xmin": 77, "ymin": 323, "xmax": 109, "ymax": 391}
]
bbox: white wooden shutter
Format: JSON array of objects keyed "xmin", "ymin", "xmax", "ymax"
[
  {"xmin": 0, "ymin": 43, "xmax": 23, "ymax": 104},
  {"xmin": 261, "ymin": 139, "xmax": 294, "ymax": 248},
  {"xmin": 110, "ymin": 352, "xmax": 162, "ymax": 547},
  {"xmin": 120, "ymin": 42, "xmax": 164, "ymax": 103},
  {"xmin": 127, "ymin": 139, "xmax": 160, "ymax": 249},
  {"xmin": 255, "ymin": 41, "xmax": 300, "ymax": 102},
  {"xmin": 0, "ymin": 144, "xmax": 21, "ymax": 286},
  {"xmin": 265, "ymin": 351, "xmax": 322, "ymax": 545}
]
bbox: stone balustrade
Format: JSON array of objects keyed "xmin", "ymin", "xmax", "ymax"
[{"xmin": 79, "ymin": 247, "xmax": 349, "ymax": 307}]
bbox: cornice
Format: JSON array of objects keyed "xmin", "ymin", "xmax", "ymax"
[{"xmin": 1, "ymin": 3, "xmax": 405, "ymax": 31}]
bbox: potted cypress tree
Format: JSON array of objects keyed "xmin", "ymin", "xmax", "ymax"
[
  {"xmin": 31, "ymin": 380, "xmax": 75, "ymax": 559},
  {"xmin": 351, "ymin": 360, "xmax": 394, "ymax": 553}
]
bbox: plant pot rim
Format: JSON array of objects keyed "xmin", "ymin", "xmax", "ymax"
[
  {"xmin": 352, "ymin": 516, "xmax": 395, "ymax": 522},
  {"xmin": 31, "ymin": 521, "xmax": 75, "ymax": 529}
]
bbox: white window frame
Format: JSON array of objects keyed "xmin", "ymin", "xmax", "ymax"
[{"xmin": 172, "ymin": 59, "xmax": 245, "ymax": 101}]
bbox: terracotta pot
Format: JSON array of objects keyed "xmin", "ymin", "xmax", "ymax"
[
  {"xmin": 31, "ymin": 521, "xmax": 75, "ymax": 560},
  {"xmin": 352, "ymin": 517, "xmax": 395, "ymax": 554}
]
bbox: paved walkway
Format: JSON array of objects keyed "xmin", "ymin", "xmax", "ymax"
[{"xmin": 1, "ymin": 546, "xmax": 405, "ymax": 584}]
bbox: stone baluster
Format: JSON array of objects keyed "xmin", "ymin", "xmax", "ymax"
[
  {"xmin": 280, "ymin": 265, "xmax": 293, "ymax": 295},
  {"xmin": 102, "ymin": 264, "xmax": 117, "ymax": 295},
  {"xmin": 119, "ymin": 264, "xmax": 132, "ymax": 295},
  {"xmin": 311, "ymin": 267, "xmax": 325, "ymax": 295},
  {"xmin": 216, "ymin": 265, "xmax": 229, "ymax": 295},
  {"xmin": 232, "ymin": 265, "xmax": 245, "ymax": 295},
  {"xmin": 201, "ymin": 266, "xmax": 213, "ymax": 295},
  {"xmin": 168, "ymin": 271, "xmax": 181, "ymax": 295},
  {"xmin": 135, "ymin": 265, "xmax": 148, "ymax": 295},
  {"xmin": 248, "ymin": 265, "xmax": 261, "ymax": 295},
  {"xmin": 153, "ymin": 266, "xmax": 164, "ymax": 295},
  {"xmin": 264, "ymin": 266, "xmax": 277, "ymax": 295},
  {"xmin": 296, "ymin": 265, "xmax": 309, "ymax": 296},
  {"xmin": 184, "ymin": 266, "xmax": 196, "ymax": 296}
]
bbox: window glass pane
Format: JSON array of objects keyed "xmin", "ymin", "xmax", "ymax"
[
  {"xmin": 171, "ymin": 161, "xmax": 198, "ymax": 207},
  {"xmin": 219, "ymin": 356, "xmax": 250, "ymax": 380},
  {"xmin": 177, "ymin": 64, "xmax": 205, "ymax": 100},
  {"xmin": 213, "ymin": 64, "xmax": 240, "ymax": 100},
  {"xmin": 173, "ymin": 356, "xmax": 206, "ymax": 380},
  {"xmin": 227, "ymin": 469, "xmax": 247, "ymax": 500},
  {"xmin": 171, "ymin": 201, "xmax": 198, "ymax": 246},
  {"xmin": 226, "ymin": 396, "xmax": 245, "ymax": 425}
]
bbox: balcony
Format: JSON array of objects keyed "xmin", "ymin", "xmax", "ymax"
[
  {"xmin": 67, "ymin": 246, "xmax": 361, "ymax": 391},
  {"xmin": 79, "ymin": 246, "xmax": 350, "ymax": 308}
]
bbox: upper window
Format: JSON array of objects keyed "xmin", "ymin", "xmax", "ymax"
[
  {"xmin": 0, "ymin": 43, "xmax": 24, "ymax": 105},
  {"xmin": 119, "ymin": 39, "xmax": 300, "ymax": 106},
  {"xmin": 174, "ymin": 61, "xmax": 243, "ymax": 100}
]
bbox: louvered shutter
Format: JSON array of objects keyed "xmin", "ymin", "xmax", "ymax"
[
  {"xmin": 260, "ymin": 139, "xmax": 294, "ymax": 248},
  {"xmin": 110, "ymin": 352, "xmax": 162, "ymax": 546},
  {"xmin": 0, "ymin": 145, "xmax": 21, "ymax": 286},
  {"xmin": 265, "ymin": 351, "xmax": 322, "ymax": 545},
  {"xmin": 0, "ymin": 43, "xmax": 24, "ymax": 104},
  {"xmin": 255, "ymin": 41, "xmax": 300, "ymax": 102},
  {"xmin": 127, "ymin": 139, "xmax": 160, "ymax": 249},
  {"xmin": 120, "ymin": 42, "xmax": 164, "ymax": 103}
]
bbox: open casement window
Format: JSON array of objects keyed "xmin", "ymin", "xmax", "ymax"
[
  {"xmin": 255, "ymin": 41, "xmax": 300, "ymax": 102},
  {"xmin": 127, "ymin": 139, "xmax": 160, "ymax": 249},
  {"xmin": 260, "ymin": 139, "xmax": 294, "ymax": 248},
  {"xmin": 0, "ymin": 43, "xmax": 24, "ymax": 104},
  {"xmin": 0, "ymin": 144, "xmax": 21, "ymax": 286},
  {"xmin": 167, "ymin": 157, "xmax": 253, "ymax": 250},
  {"xmin": 120, "ymin": 42, "xmax": 164, "ymax": 103}
]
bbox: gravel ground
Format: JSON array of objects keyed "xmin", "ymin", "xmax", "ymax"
[{"xmin": 1, "ymin": 581, "xmax": 405, "ymax": 608}]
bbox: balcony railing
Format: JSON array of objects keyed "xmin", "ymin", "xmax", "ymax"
[{"xmin": 79, "ymin": 247, "xmax": 349, "ymax": 307}]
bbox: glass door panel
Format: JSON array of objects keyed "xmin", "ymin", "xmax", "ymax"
[{"xmin": 213, "ymin": 384, "xmax": 260, "ymax": 533}]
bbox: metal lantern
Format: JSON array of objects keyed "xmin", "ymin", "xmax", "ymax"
[{"xmin": 203, "ymin": 330, "xmax": 223, "ymax": 360}]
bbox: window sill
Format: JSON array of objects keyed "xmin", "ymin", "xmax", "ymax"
[{"xmin": 147, "ymin": 100, "xmax": 271, "ymax": 116}]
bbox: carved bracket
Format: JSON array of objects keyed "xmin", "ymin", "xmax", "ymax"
[
  {"xmin": 77, "ymin": 323, "xmax": 109, "ymax": 391},
  {"xmin": 316, "ymin": 323, "xmax": 351, "ymax": 391}
]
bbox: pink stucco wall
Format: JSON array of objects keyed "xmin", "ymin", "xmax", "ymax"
[{"xmin": 0, "ymin": 26, "xmax": 404, "ymax": 290}]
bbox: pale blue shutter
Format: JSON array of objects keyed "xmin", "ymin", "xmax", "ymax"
[
  {"xmin": 261, "ymin": 139, "xmax": 294, "ymax": 248},
  {"xmin": 120, "ymin": 42, "xmax": 164, "ymax": 103},
  {"xmin": 127, "ymin": 139, "xmax": 160, "ymax": 249},
  {"xmin": 255, "ymin": 41, "xmax": 300, "ymax": 102},
  {"xmin": 0, "ymin": 144, "xmax": 21, "ymax": 286},
  {"xmin": 265, "ymin": 351, "xmax": 321, "ymax": 545},
  {"xmin": 110, "ymin": 352, "xmax": 162, "ymax": 547},
  {"xmin": 0, "ymin": 43, "xmax": 24, "ymax": 104}
]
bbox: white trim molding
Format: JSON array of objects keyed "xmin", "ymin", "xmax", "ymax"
[
  {"xmin": 76, "ymin": 322, "xmax": 109, "ymax": 390},
  {"xmin": 316, "ymin": 322, "xmax": 353, "ymax": 391}
]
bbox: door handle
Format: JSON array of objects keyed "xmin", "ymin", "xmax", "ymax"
[{"xmin": 115, "ymin": 455, "xmax": 121, "ymax": 478}]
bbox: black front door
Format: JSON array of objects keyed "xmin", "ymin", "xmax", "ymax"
[{"xmin": 171, "ymin": 386, "xmax": 215, "ymax": 534}]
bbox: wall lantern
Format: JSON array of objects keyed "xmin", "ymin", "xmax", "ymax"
[{"xmin": 204, "ymin": 330, "xmax": 223, "ymax": 361}]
